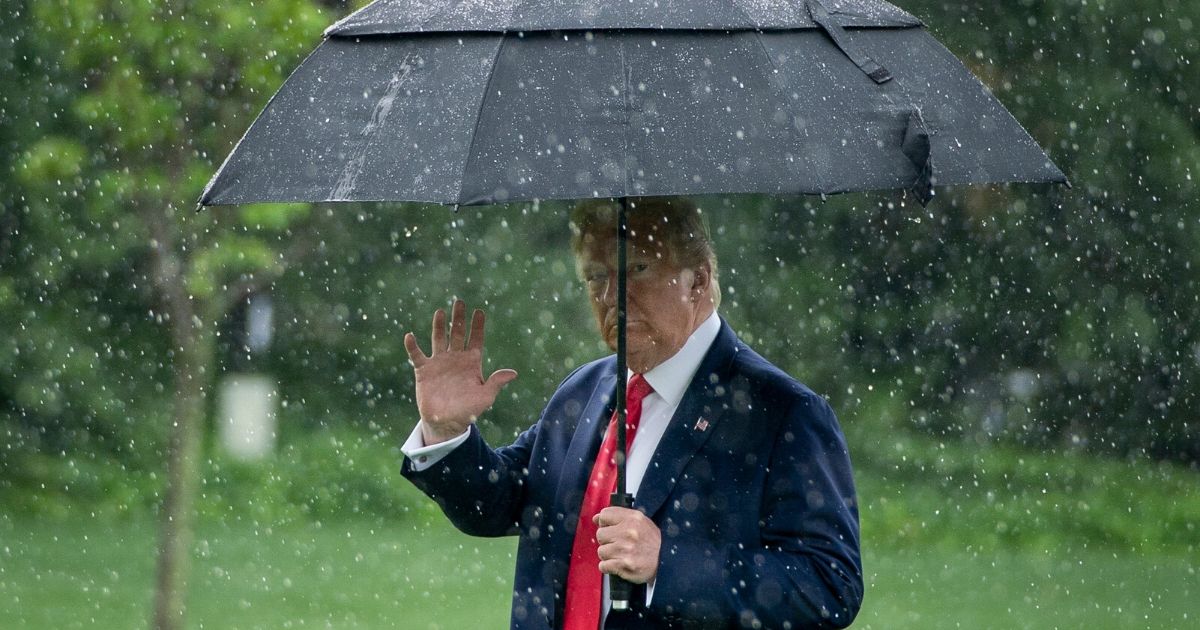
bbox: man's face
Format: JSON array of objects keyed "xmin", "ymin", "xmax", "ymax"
[{"xmin": 578, "ymin": 217, "xmax": 707, "ymax": 373}]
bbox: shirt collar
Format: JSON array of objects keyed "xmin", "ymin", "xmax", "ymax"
[{"xmin": 632, "ymin": 311, "xmax": 721, "ymax": 407}]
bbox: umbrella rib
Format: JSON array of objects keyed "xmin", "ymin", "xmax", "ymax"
[{"xmin": 455, "ymin": 34, "xmax": 508, "ymax": 205}]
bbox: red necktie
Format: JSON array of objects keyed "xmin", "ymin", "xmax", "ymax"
[{"xmin": 563, "ymin": 373, "xmax": 654, "ymax": 630}]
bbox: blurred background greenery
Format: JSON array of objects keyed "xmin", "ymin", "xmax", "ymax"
[{"xmin": 1, "ymin": 0, "xmax": 1197, "ymax": 628}]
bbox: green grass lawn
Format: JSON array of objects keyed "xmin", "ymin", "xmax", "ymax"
[
  {"xmin": 1, "ymin": 512, "xmax": 1195, "ymax": 629},
  {"xmin": 0, "ymin": 513, "xmax": 515, "ymax": 629}
]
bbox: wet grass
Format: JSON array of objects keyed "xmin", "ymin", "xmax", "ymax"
[
  {"xmin": 856, "ymin": 547, "xmax": 1196, "ymax": 629},
  {"xmin": 1, "ymin": 510, "xmax": 1195, "ymax": 629},
  {"xmin": 0, "ymin": 512, "xmax": 514, "ymax": 629}
]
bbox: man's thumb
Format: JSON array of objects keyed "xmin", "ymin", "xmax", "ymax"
[{"xmin": 486, "ymin": 369, "xmax": 518, "ymax": 393}]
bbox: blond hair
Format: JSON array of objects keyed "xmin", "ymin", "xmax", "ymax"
[{"xmin": 569, "ymin": 196, "xmax": 721, "ymax": 308}]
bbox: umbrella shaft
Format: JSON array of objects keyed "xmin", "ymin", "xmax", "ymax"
[
  {"xmin": 615, "ymin": 197, "xmax": 629, "ymax": 496},
  {"xmin": 611, "ymin": 197, "xmax": 635, "ymax": 611}
]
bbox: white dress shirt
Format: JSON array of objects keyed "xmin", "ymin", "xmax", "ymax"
[{"xmin": 401, "ymin": 311, "xmax": 722, "ymax": 622}]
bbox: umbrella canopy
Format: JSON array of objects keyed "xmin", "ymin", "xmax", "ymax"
[{"xmin": 199, "ymin": 0, "xmax": 1065, "ymax": 208}]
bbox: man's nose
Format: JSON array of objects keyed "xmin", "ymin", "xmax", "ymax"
[{"xmin": 600, "ymin": 272, "xmax": 618, "ymax": 307}]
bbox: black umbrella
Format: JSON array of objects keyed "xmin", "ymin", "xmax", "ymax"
[
  {"xmin": 200, "ymin": 0, "xmax": 1065, "ymax": 207},
  {"xmin": 199, "ymin": 0, "xmax": 1067, "ymax": 610}
]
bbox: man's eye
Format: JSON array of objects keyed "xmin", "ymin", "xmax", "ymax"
[{"xmin": 631, "ymin": 263, "xmax": 649, "ymax": 273}]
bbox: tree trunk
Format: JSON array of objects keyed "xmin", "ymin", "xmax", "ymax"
[{"xmin": 151, "ymin": 288, "xmax": 212, "ymax": 630}]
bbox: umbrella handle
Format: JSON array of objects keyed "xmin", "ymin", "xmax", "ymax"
[{"xmin": 608, "ymin": 490, "xmax": 636, "ymax": 611}]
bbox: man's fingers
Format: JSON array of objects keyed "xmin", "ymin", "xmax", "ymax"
[
  {"xmin": 597, "ymin": 540, "xmax": 619, "ymax": 560},
  {"xmin": 431, "ymin": 308, "xmax": 447, "ymax": 354},
  {"xmin": 403, "ymin": 332, "xmax": 428, "ymax": 367},
  {"xmin": 595, "ymin": 506, "xmax": 636, "ymax": 527},
  {"xmin": 486, "ymin": 369, "xmax": 518, "ymax": 393},
  {"xmin": 449, "ymin": 299, "xmax": 467, "ymax": 349},
  {"xmin": 598, "ymin": 559, "xmax": 639, "ymax": 581},
  {"xmin": 467, "ymin": 308, "xmax": 486, "ymax": 352},
  {"xmin": 595, "ymin": 523, "xmax": 638, "ymax": 547}
]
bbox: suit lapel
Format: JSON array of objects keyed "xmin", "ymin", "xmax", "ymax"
[
  {"xmin": 554, "ymin": 366, "xmax": 617, "ymax": 526},
  {"xmin": 634, "ymin": 321, "xmax": 739, "ymax": 520},
  {"xmin": 546, "ymin": 364, "xmax": 618, "ymax": 627}
]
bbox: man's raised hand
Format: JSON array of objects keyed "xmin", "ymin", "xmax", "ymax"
[{"xmin": 403, "ymin": 300, "xmax": 518, "ymax": 445}]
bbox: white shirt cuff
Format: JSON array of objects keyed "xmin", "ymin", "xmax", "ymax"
[{"xmin": 401, "ymin": 422, "xmax": 471, "ymax": 472}]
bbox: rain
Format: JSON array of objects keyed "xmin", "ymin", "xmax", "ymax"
[{"xmin": 1, "ymin": 0, "xmax": 1197, "ymax": 629}]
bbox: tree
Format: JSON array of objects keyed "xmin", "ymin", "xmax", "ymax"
[{"xmin": 8, "ymin": 0, "xmax": 331, "ymax": 627}]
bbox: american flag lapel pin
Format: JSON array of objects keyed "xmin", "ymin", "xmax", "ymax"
[{"xmin": 694, "ymin": 417, "xmax": 709, "ymax": 432}]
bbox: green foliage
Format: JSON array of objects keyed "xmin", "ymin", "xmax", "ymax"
[
  {"xmin": 1, "ymin": 424, "xmax": 438, "ymax": 524},
  {"xmin": 1, "ymin": 0, "xmax": 332, "ymax": 475},
  {"xmin": 844, "ymin": 390, "xmax": 1200, "ymax": 555},
  {"xmin": 0, "ymin": 448, "xmax": 161, "ymax": 519},
  {"xmin": 198, "ymin": 425, "xmax": 439, "ymax": 523},
  {"xmin": 875, "ymin": 2, "xmax": 1199, "ymax": 460},
  {"xmin": 244, "ymin": 198, "xmax": 605, "ymax": 451}
]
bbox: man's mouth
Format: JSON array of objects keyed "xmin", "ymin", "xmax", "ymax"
[{"xmin": 605, "ymin": 318, "xmax": 643, "ymax": 331}]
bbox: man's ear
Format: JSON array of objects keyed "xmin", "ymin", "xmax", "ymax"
[{"xmin": 690, "ymin": 264, "xmax": 711, "ymax": 297}]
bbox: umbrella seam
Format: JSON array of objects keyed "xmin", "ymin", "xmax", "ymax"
[
  {"xmin": 748, "ymin": 29, "xmax": 783, "ymax": 75},
  {"xmin": 728, "ymin": 0, "xmax": 761, "ymax": 30},
  {"xmin": 747, "ymin": 29, "xmax": 830, "ymax": 195},
  {"xmin": 619, "ymin": 39, "xmax": 632, "ymax": 198},
  {"xmin": 456, "ymin": 34, "xmax": 508, "ymax": 205},
  {"xmin": 921, "ymin": 33, "xmax": 1067, "ymax": 184},
  {"xmin": 199, "ymin": 39, "xmax": 331, "ymax": 206}
]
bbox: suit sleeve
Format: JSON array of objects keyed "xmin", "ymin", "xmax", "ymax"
[
  {"xmin": 647, "ymin": 392, "xmax": 864, "ymax": 629},
  {"xmin": 399, "ymin": 363, "xmax": 591, "ymax": 538},
  {"xmin": 400, "ymin": 421, "xmax": 538, "ymax": 537}
]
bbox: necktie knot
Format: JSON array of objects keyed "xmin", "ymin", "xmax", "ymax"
[{"xmin": 627, "ymin": 373, "xmax": 653, "ymax": 405}]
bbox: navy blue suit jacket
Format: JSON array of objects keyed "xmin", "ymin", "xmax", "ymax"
[{"xmin": 402, "ymin": 319, "xmax": 862, "ymax": 629}]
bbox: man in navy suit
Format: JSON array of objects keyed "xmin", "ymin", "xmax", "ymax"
[{"xmin": 400, "ymin": 197, "xmax": 862, "ymax": 629}]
